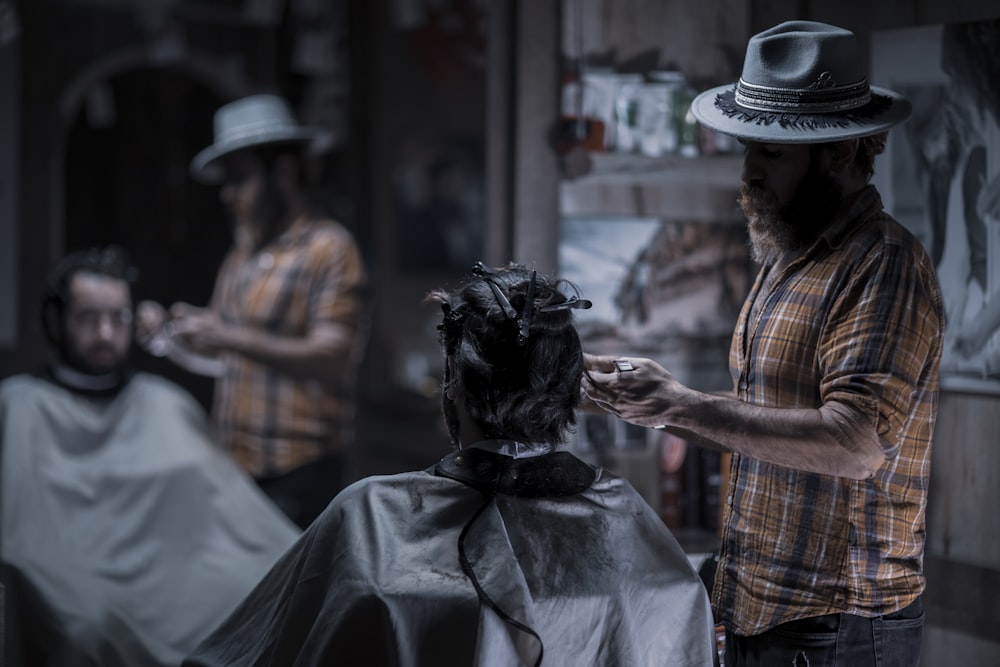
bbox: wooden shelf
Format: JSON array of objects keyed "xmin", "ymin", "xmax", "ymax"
[{"xmin": 560, "ymin": 152, "xmax": 744, "ymax": 222}]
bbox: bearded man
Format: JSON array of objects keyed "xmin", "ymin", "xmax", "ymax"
[
  {"xmin": 583, "ymin": 21, "xmax": 944, "ymax": 667},
  {"xmin": 0, "ymin": 246, "xmax": 299, "ymax": 667},
  {"xmin": 136, "ymin": 94, "xmax": 367, "ymax": 531}
]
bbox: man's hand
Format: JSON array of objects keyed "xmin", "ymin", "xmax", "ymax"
[
  {"xmin": 135, "ymin": 300, "xmax": 169, "ymax": 348},
  {"xmin": 169, "ymin": 303, "xmax": 230, "ymax": 355},
  {"xmin": 582, "ymin": 353, "xmax": 688, "ymax": 429}
]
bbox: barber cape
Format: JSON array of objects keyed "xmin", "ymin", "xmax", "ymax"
[
  {"xmin": 184, "ymin": 441, "xmax": 717, "ymax": 666},
  {"xmin": 0, "ymin": 373, "xmax": 301, "ymax": 667}
]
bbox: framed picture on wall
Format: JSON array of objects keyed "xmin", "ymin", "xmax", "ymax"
[{"xmin": 871, "ymin": 19, "xmax": 1000, "ymax": 394}]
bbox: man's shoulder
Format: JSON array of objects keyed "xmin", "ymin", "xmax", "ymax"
[
  {"xmin": 836, "ymin": 191, "xmax": 933, "ymax": 265},
  {"xmin": 296, "ymin": 220, "xmax": 366, "ymax": 281},
  {"xmin": 857, "ymin": 208, "xmax": 938, "ymax": 276},
  {"xmin": 127, "ymin": 371, "xmax": 189, "ymax": 394},
  {"xmin": 126, "ymin": 372, "xmax": 206, "ymax": 409},
  {"xmin": 0, "ymin": 372, "xmax": 193, "ymax": 405},
  {"xmin": 336, "ymin": 470, "xmax": 438, "ymax": 502},
  {"xmin": 302, "ymin": 219, "xmax": 359, "ymax": 250},
  {"xmin": 0, "ymin": 373, "xmax": 49, "ymax": 401},
  {"xmin": 312, "ymin": 470, "xmax": 441, "ymax": 530}
]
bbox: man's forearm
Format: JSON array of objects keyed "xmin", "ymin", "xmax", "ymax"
[
  {"xmin": 583, "ymin": 353, "xmax": 886, "ymax": 479},
  {"xmin": 662, "ymin": 392, "xmax": 885, "ymax": 479},
  {"xmin": 225, "ymin": 324, "xmax": 358, "ymax": 384},
  {"xmin": 164, "ymin": 342, "xmax": 225, "ymax": 377}
]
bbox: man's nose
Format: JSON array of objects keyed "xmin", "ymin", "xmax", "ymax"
[
  {"xmin": 741, "ymin": 154, "xmax": 762, "ymax": 186},
  {"xmin": 96, "ymin": 316, "xmax": 116, "ymax": 339},
  {"xmin": 95, "ymin": 313, "xmax": 125, "ymax": 339}
]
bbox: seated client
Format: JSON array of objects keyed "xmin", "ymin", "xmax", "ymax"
[
  {"xmin": 0, "ymin": 246, "xmax": 300, "ymax": 666},
  {"xmin": 183, "ymin": 262, "xmax": 716, "ymax": 666}
]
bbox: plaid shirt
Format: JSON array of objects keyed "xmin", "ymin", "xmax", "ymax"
[
  {"xmin": 211, "ymin": 218, "xmax": 366, "ymax": 478},
  {"xmin": 714, "ymin": 186, "xmax": 944, "ymax": 636}
]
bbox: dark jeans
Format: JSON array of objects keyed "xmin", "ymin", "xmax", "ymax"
[
  {"xmin": 725, "ymin": 597, "xmax": 924, "ymax": 667},
  {"xmin": 256, "ymin": 453, "xmax": 350, "ymax": 530}
]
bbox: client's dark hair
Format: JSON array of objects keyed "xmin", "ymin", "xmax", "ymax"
[
  {"xmin": 41, "ymin": 245, "xmax": 138, "ymax": 345},
  {"xmin": 427, "ymin": 262, "xmax": 591, "ymax": 448}
]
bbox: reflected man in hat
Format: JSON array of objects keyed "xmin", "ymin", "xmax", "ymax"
[
  {"xmin": 583, "ymin": 21, "xmax": 943, "ymax": 666},
  {"xmin": 137, "ymin": 94, "xmax": 367, "ymax": 530}
]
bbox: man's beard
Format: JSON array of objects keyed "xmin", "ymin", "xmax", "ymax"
[
  {"xmin": 739, "ymin": 155, "xmax": 844, "ymax": 265},
  {"xmin": 62, "ymin": 340, "xmax": 129, "ymax": 378},
  {"xmin": 228, "ymin": 179, "xmax": 290, "ymax": 249},
  {"xmin": 253, "ymin": 178, "xmax": 290, "ymax": 241}
]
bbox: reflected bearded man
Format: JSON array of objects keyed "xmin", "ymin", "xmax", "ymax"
[
  {"xmin": 0, "ymin": 246, "xmax": 299, "ymax": 667},
  {"xmin": 584, "ymin": 21, "xmax": 944, "ymax": 667}
]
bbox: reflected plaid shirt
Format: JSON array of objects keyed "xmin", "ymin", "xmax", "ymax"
[
  {"xmin": 211, "ymin": 218, "xmax": 366, "ymax": 479},
  {"xmin": 714, "ymin": 186, "xmax": 944, "ymax": 636}
]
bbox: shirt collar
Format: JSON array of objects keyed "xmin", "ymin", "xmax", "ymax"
[{"xmin": 816, "ymin": 185, "xmax": 883, "ymax": 251}]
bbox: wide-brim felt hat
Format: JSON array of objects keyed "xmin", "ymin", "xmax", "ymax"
[
  {"xmin": 691, "ymin": 21, "xmax": 912, "ymax": 144},
  {"xmin": 190, "ymin": 94, "xmax": 333, "ymax": 184}
]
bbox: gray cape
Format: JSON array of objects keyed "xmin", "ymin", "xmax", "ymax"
[
  {"xmin": 0, "ymin": 373, "xmax": 300, "ymax": 666},
  {"xmin": 184, "ymin": 443, "xmax": 716, "ymax": 666}
]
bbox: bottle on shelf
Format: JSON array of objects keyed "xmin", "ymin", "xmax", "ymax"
[{"xmin": 674, "ymin": 83, "xmax": 701, "ymax": 158}]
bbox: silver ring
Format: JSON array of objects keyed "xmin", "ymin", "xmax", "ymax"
[{"xmin": 613, "ymin": 359, "xmax": 634, "ymax": 374}]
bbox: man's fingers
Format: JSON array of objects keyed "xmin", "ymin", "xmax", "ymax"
[
  {"xmin": 581, "ymin": 389, "xmax": 619, "ymax": 417},
  {"xmin": 169, "ymin": 302, "xmax": 201, "ymax": 318},
  {"xmin": 584, "ymin": 353, "xmax": 626, "ymax": 373}
]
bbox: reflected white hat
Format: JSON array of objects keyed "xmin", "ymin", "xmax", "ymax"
[{"xmin": 190, "ymin": 94, "xmax": 332, "ymax": 183}]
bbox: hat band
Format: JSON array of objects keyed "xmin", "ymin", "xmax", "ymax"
[
  {"xmin": 217, "ymin": 121, "xmax": 302, "ymax": 145},
  {"xmin": 735, "ymin": 77, "xmax": 872, "ymax": 114}
]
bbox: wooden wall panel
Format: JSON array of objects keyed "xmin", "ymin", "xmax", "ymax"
[{"xmin": 927, "ymin": 392, "xmax": 1000, "ymax": 567}]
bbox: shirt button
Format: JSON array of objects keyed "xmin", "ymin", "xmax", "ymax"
[
  {"xmin": 726, "ymin": 495, "xmax": 733, "ymax": 505},
  {"xmin": 455, "ymin": 456, "xmax": 465, "ymax": 466}
]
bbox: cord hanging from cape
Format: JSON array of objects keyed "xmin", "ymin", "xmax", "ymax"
[{"xmin": 457, "ymin": 494, "xmax": 544, "ymax": 667}]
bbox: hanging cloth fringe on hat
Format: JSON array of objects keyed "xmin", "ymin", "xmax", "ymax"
[
  {"xmin": 713, "ymin": 87, "xmax": 894, "ymax": 131},
  {"xmin": 690, "ymin": 21, "xmax": 912, "ymax": 143}
]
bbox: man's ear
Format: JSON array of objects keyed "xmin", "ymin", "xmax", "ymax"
[
  {"xmin": 827, "ymin": 139, "xmax": 858, "ymax": 173},
  {"xmin": 41, "ymin": 300, "xmax": 63, "ymax": 346}
]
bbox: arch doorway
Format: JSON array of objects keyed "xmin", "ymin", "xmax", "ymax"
[{"xmin": 63, "ymin": 68, "xmax": 229, "ymax": 408}]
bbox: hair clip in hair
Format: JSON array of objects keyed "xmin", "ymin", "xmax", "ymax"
[
  {"xmin": 472, "ymin": 262, "xmax": 591, "ymax": 345},
  {"xmin": 538, "ymin": 295, "xmax": 592, "ymax": 313},
  {"xmin": 472, "ymin": 262, "xmax": 519, "ymax": 322},
  {"xmin": 472, "ymin": 263, "xmax": 538, "ymax": 346},
  {"xmin": 438, "ymin": 303, "xmax": 465, "ymax": 328},
  {"xmin": 517, "ymin": 271, "xmax": 537, "ymax": 344}
]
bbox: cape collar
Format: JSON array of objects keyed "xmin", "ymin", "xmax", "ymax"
[
  {"xmin": 435, "ymin": 440, "xmax": 598, "ymax": 498},
  {"xmin": 45, "ymin": 360, "xmax": 130, "ymax": 396}
]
